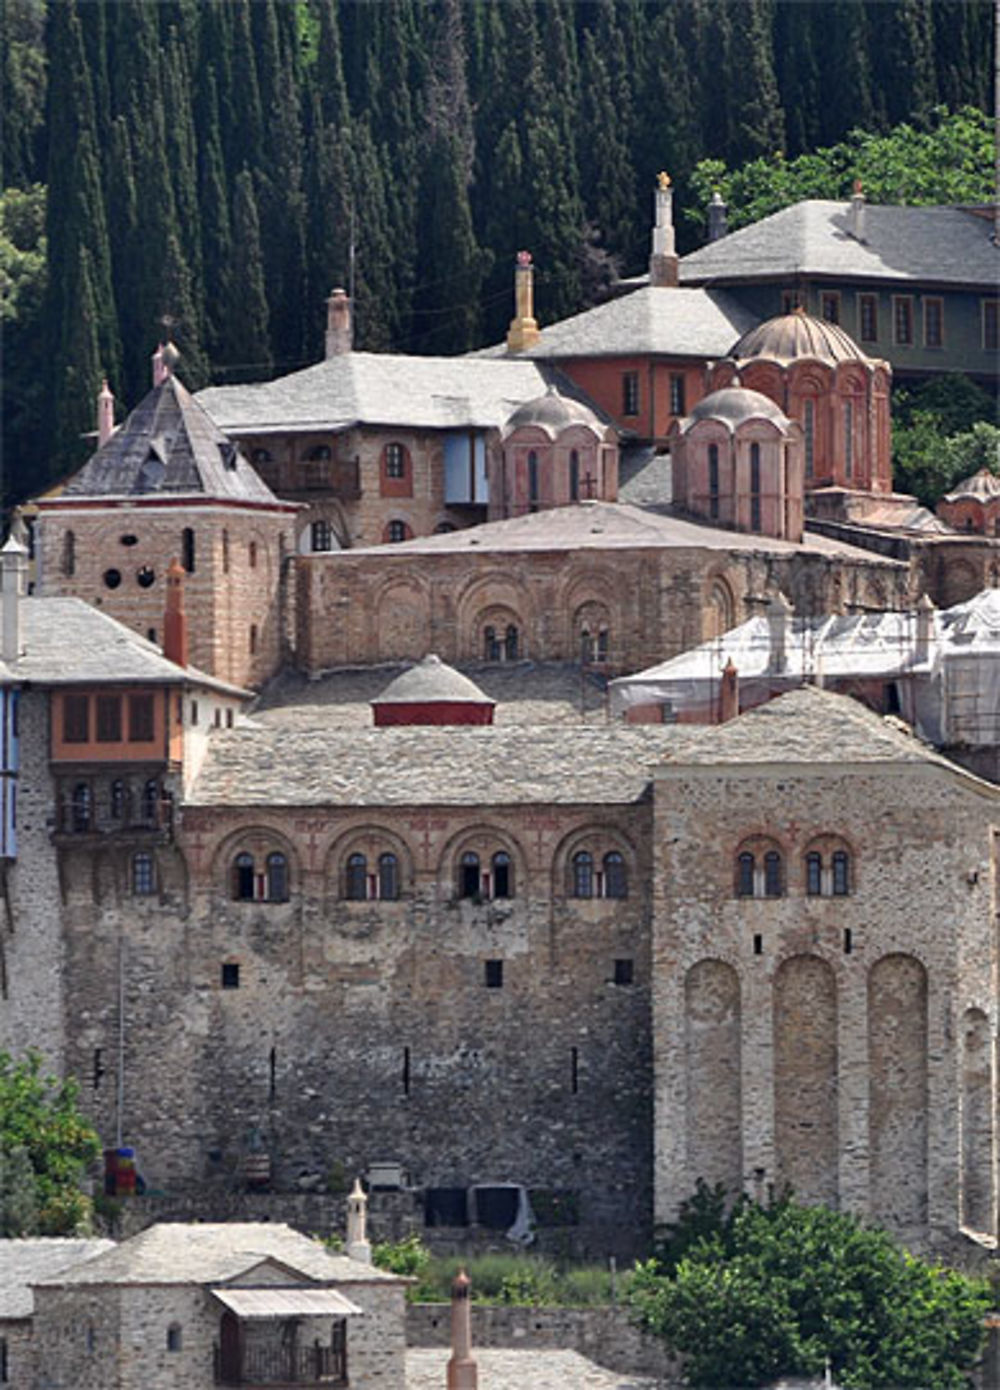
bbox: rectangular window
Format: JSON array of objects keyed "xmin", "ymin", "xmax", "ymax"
[
  {"xmin": 820, "ymin": 292, "xmax": 840, "ymax": 324},
  {"xmin": 128, "ymin": 694, "xmax": 155, "ymax": 743},
  {"xmin": 622, "ymin": 371, "xmax": 639, "ymax": 416},
  {"xmin": 96, "ymin": 695, "xmax": 122, "ymax": 743},
  {"xmin": 613, "ymin": 958, "xmax": 634, "ymax": 986},
  {"xmin": 892, "ymin": 296, "xmax": 913, "ymax": 346},
  {"xmin": 844, "ymin": 399, "xmax": 854, "ymax": 480},
  {"xmin": 983, "ymin": 299, "xmax": 999, "ymax": 352},
  {"xmin": 484, "ymin": 959, "xmax": 503, "ymax": 989},
  {"xmin": 669, "ymin": 374, "xmax": 685, "ymax": 415},
  {"xmin": 858, "ymin": 294, "xmax": 878, "ymax": 343},
  {"xmin": 923, "ymin": 297, "xmax": 943, "ymax": 348},
  {"xmin": 804, "ymin": 399, "xmax": 815, "ymax": 479},
  {"xmin": 221, "ymin": 962, "xmax": 240, "ymax": 989},
  {"xmin": 63, "ymin": 695, "xmax": 89, "ymax": 743}
]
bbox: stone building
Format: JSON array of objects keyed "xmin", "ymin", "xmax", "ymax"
[{"xmin": 0, "ymin": 1238, "xmax": 113, "ymax": 1389}]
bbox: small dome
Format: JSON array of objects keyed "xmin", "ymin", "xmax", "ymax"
[
  {"xmin": 728, "ymin": 311, "xmax": 869, "ymax": 365},
  {"xmin": 943, "ymin": 467, "xmax": 1000, "ymax": 503},
  {"xmin": 503, "ymin": 384, "xmax": 604, "ymax": 439},
  {"xmin": 687, "ymin": 386, "xmax": 790, "ymax": 430},
  {"xmin": 373, "ymin": 654, "xmax": 493, "ymax": 708}
]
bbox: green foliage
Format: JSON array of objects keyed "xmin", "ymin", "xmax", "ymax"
[
  {"xmin": 688, "ymin": 106, "xmax": 994, "ymax": 235},
  {"xmin": 0, "ymin": 1051, "xmax": 100, "ymax": 1236},
  {"xmin": 403, "ymin": 1249, "xmax": 615, "ymax": 1307},
  {"xmin": 0, "ymin": 184, "xmax": 46, "ymax": 322},
  {"xmin": 371, "ymin": 1232, "xmax": 431, "ymax": 1279},
  {"xmin": 628, "ymin": 1193, "xmax": 990, "ymax": 1388},
  {"xmin": 653, "ymin": 1177, "xmax": 730, "ymax": 1275},
  {"xmin": 891, "ymin": 374, "xmax": 999, "ymax": 506}
]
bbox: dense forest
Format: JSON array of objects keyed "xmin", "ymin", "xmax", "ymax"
[{"xmin": 1, "ymin": 0, "xmax": 995, "ymax": 502}]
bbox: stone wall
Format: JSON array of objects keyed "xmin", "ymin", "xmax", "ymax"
[{"xmin": 0, "ymin": 1320, "xmax": 34, "ymax": 1390}]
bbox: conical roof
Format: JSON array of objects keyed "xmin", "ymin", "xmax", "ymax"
[
  {"xmin": 728, "ymin": 311, "xmax": 869, "ymax": 366},
  {"xmin": 373, "ymin": 654, "xmax": 493, "ymax": 706}
]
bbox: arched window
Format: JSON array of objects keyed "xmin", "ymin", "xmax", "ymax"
[
  {"xmin": 386, "ymin": 520, "xmax": 408, "ymax": 544},
  {"xmin": 528, "ymin": 451, "xmax": 539, "ymax": 510},
  {"xmin": 804, "ymin": 399, "xmax": 815, "ymax": 479},
  {"xmin": 232, "ymin": 853, "xmax": 255, "ymax": 901},
  {"xmin": 62, "ymin": 530, "xmax": 76, "ymax": 577},
  {"xmin": 595, "ymin": 628, "xmax": 609, "ymax": 662},
  {"xmin": 132, "ymin": 852, "xmax": 155, "ymax": 897},
  {"xmin": 141, "ymin": 779, "xmax": 159, "ymax": 824},
  {"xmin": 345, "ymin": 853, "xmax": 367, "ymax": 901},
  {"xmin": 805, "ymin": 851, "xmax": 823, "ymax": 897},
  {"xmin": 603, "ymin": 851, "xmax": 627, "ymax": 899},
  {"xmin": 311, "ymin": 520, "xmax": 333, "ymax": 552},
  {"xmin": 844, "ymin": 400, "xmax": 854, "ymax": 480},
  {"xmin": 182, "ymin": 527, "xmax": 195, "ymax": 573},
  {"xmin": 750, "ymin": 442, "xmax": 762, "ymax": 531},
  {"xmin": 265, "ymin": 852, "xmax": 288, "ymax": 902},
  {"xmin": 110, "ymin": 780, "xmax": 125, "ymax": 821},
  {"xmin": 569, "ymin": 450, "xmax": 580, "ymax": 502},
  {"xmin": 580, "ymin": 628, "xmax": 593, "ymax": 664},
  {"xmin": 708, "ymin": 443, "xmax": 720, "ymax": 520},
  {"xmin": 504, "ymin": 625, "xmax": 519, "ymax": 661},
  {"xmin": 763, "ymin": 850, "xmax": 783, "ymax": 898},
  {"xmin": 571, "ymin": 850, "xmax": 594, "ymax": 898},
  {"xmin": 249, "ymin": 624, "xmax": 258, "ymax": 655},
  {"xmin": 249, "ymin": 541, "xmax": 258, "ymax": 569},
  {"xmin": 72, "ymin": 783, "xmax": 91, "ymax": 833},
  {"xmin": 736, "ymin": 851, "xmax": 755, "ymax": 898},
  {"xmin": 377, "ymin": 852, "xmax": 398, "ymax": 901},
  {"xmin": 459, "ymin": 851, "xmax": 480, "ymax": 899},
  {"xmin": 222, "ymin": 530, "xmax": 230, "ymax": 574},
  {"xmin": 492, "ymin": 851, "xmax": 512, "ymax": 899},
  {"xmin": 832, "ymin": 850, "xmax": 850, "ymax": 896},
  {"xmin": 484, "ymin": 625, "xmax": 499, "ymax": 662}
]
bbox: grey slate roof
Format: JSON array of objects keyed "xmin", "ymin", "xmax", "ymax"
[
  {"xmin": 680, "ymin": 201, "xmax": 1000, "ymax": 287},
  {"xmin": 0, "ymin": 596, "xmax": 247, "ymax": 697},
  {"xmin": 59, "ymin": 375, "xmax": 282, "ymax": 505},
  {"xmin": 373, "ymin": 654, "xmax": 493, "ymax": 706},
  {"xmin": 0, "ymin": 1239, "xmax": 114, "ymax": 1318},
  {"xmin": 337, "ymin": 499, "xmax": 904, "ymax": 562},
  {"xmin": 35, "ymin": 1222, "xmax": 400, "ymax": 1288},
  {"xmin": 479, "ymin": 286, "xmax": 757, "ymax": 360},
  {"xmin": 197, "ymin": 354, "xmax": 563, "ymax": 435}
]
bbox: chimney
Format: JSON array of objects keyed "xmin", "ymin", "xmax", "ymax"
[
  {"xmin": 767, "ymin": 593, "xmax": 792, "ymax": 674},
  {"xmin": 447, "ymin": 1269, "xmax": 478, "ymax": 1390},
  {"xmin": 849, "ymin": 180, "xmax": 866, "ymax": 244},
  {"xmin": 345, "ymin": 1178, "xmax": 372, "ymax": 1265},
  {"xmin": 708, "ymin": 191, "xmax": 729, "ymax": 243},
  {"xmin": 163, "ymin": 558, "xmax": 189, "ymax": 668},
  {"xmin": 506, "ymin": 251, "xmax": 540, "ymax": 352},
  {"xmin": 649, "ymin": 171, "xmax": 679, "ymax": 287},
  {"xmin": 915, "ymin": 593, "xmax": 936, "ymax": 663},
  {"xmin": 0, "ymin": 536, "xmax": 28, "ymax": 665},
  {"xmin": 719, "ymin": 659, "xmax": 739, "ymax": 723},
  {"xmin": 325, "ymin": 287, "xmax": 352, "ymax": 358},
  {"xmin": 97, "ymin": 379, "xmax": 115, "ymax": 447}
]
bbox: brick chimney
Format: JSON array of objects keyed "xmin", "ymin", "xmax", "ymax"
[
  {"xmin": 719, "ymin": 659, "xmax": 739, "ymax": 722},
  {"xmin": 649, "ymin": 171, "xmax": 679, "ymax": 287},
  {"xmin": 163, "ymin": 558, "xmax": 189, "ymax": 667},
  {"xmin": 708, "ymin": 190, "xmax": 729, "ymax": 243},
  {"xmin": 447, "ymin": 1269, "xmax": 478, "ymax": 1390},
  {"xmin": 325, "ymin": 287, "xmax": 352, "ymax": 358},
  {"xmin": 506, "ymin": 252, "xmax": 540, "ymax": 352},
  {"xmin": 97, "ymin": 379, "xmax": 115, "ymax": 447},
  {"xmin": 0, "ymin": 536, "xmax": 28, "ymax": 665},
  {"xmin": 849, "ymin": 180, "xmax": 866, "ymax": 244}
]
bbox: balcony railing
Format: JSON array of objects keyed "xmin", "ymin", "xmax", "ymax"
[{"xmin": 214, "ymin": 1339, "xmax": 347, "ymax": 1386}]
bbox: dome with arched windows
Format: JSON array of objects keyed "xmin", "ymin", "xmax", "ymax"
[
  {"xmin": 689, "ymin": 387, "xmax": 790, "ymax": 430},
  {"xmin": 728, "ymin": 311, "xmax": 869, "ymax": 365},
  {"xmin": 502, "ymin": 383, "xmax": 605, "ymax": 440}
]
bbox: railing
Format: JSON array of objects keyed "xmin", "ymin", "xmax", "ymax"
[{"xmin": 214, "ymin": 1339, "xmax": 347, "ymax": 1386}]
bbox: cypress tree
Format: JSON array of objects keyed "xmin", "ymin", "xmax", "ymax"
[
  {"xmin": 195, "ymin": 67, "xmax": 233, "ymax": 368},
  {"xmin": 220, "ymin": 169, "xmax": 271, "ymax": 382},
  {"xmin": 412, "ymin": 131, "xmax": 490, "ymax": 354},
  {"xmin": 52, "ymin": 245, "xmax": 103, "ymax": 476},
  {"xmin": 161, "ymin": 27, "xmax": 204, "ymax": 333},
  {"xmin": 1, "ymin": 0, "xmax": 48, "ymax": 188},
  {"xmin": 817, "ymin": 2, "xmax": 875, "ymax": 145},
  {"xmin": 725, "ymin": 0, "xmax": 785, "ymax": 162},
  {"xmin": 637, "ymin": 0, "xmax": 704, "ymax": 243},
  {"xmin": 578, "ymin": 31, "xmax": 636, "ymax": 270},
  {"xmin": 773, "ymin": 0, "xmax": 821, "ymax": 157}
]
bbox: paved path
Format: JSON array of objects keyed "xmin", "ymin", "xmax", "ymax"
[{"xmin": 406, "ymin": 1347, "xmax": 661, "ymax": 1389}]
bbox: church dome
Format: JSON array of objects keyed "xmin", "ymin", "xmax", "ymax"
[
  {"xmin": 503, "ymin": 383, "xmax": 604, "ymax": 439},
  {"xmin": 688, "ymin": 386, "xmax": 790, "ymax": 430},
  {"xmin": 728, "ymin": 311, "xmax": 868, "ymax": 365},
  {"xmin": 372, "ymin": 654, "xmax": 495, "ymax": 726}
]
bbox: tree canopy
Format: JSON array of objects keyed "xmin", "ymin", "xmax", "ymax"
[
  {"xmin": 0, "ymin": 1051, "xmax": 100, "ymax": 1236},
  {"xmin": 891, "ymin": 374, "xmax": 1000, "ymax": 506},
  {"xmin": 628, "ymin": 1188, "xmax": 990, "ymax": 1389}
]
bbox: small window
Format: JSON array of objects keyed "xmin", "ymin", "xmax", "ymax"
[
  {"xmin": 182, "ymin": 527, "xmax": 195, "ymax": 573},
  {"xmin": 222, "ymin": 531, "xmax": 230, "ymax": 574},
  {"xmin": 484, "ymin": 625, "xmax": 499, "ymax": 662},
  {"xmin": 311, "ymin": 519, "xmax": 333, "ymax": 552},
  {"xmin": 983, "ymin": 299, "xmax": 999, "ymax": 352},
  {"xmin": 132, "ymin": 852, "xmax": 155, "ymax": 896},
  {"xmin": 763, "ymin": 850, "xmax": 783, "ymax": 898},
  {"xmin": 603, "ymin": 851, "xmax": 627, "ymax": 899},
  {"xmin": 669, "ymin": 374, "xmax": 685, "ymax": 415},
  {"xmin": 622, "ymin": 371, "xmax": 639, "ymax": 416},
  {"xmin": 571, "ymin": 850, "xmax": 594, "ymax": 898},
  {"xmin": 120, "ymin": 534, "xmax": 138, "ymax": 548},
  {"xmin": 504, "ymin": 625, "xmax": 519, "ymax": 661},
  {"xmin": 492, "ymin": 851, "xmax": 512, "ymax": 899},
  {"xmin": 136, "ymin": 566, "xmax": 155, "ymax": 588},
  {"xmin": 385, "ymin": 443, "xmax": 406, "ymax": 479},
  {"xmin": 805, "ymin": 851, "xmax": 822, "ymax": 897},
  {"xmin": 96, "ymin": 695, "xmax": 122, "ymax": 743},
  {"xmin": 62, "ymin": 530, "xmax": 76, "ymax": 577},
  {"xmin": 0, "ymin": 1333, "xmax": 7, "ymax": 1381},
  {"xmin": 166, "ymin": 1323, "xmax": 183, "ymax": 1353},
  {"xmin": 804, "ymin": 399, "xmax": 815, "ymax": 479},
  {"xmin": 190, "ymin": 700, "xmax": 198, "ymax": 726},
  {"xmin": 110, "ymin": 780, "xmax": 126, "ymax": 820},
  {"xmin": 859, "ymin": 294, "xmax": 878, "ymax": 343},
  {"xmin": 750, "ymin": 441, "xmax": 761, "ymax": 531},
  {"xmin": 141, "ymin": 779, "xmax": 159, "ymax": 823},
  {"xmin": 345, "ymin": 852, "xmax": 367, "ymax": 901},
  {"xmin": 128, "ymin": 694, "xmax": 155, "ymax": 742},
  {"xmin": 708, "ymin": 443, "xmax": 720, "ymax": 521},
  {"xmin": 72, "ymin": 783, "xmax": 92, "ymax": 833},
  {"xmin": 232, "ymin": 853, "xmax": 255, "ymax": 901},
  {"xmin": 265, "ymin": 852, "xmax": 288, "ymax": 902},
  {"xmin": 221, "ymin": 962, "xmax": 240, "ymax": 989},
  {"xmin": 226, "ymin": 708, "xmax": 233, "ymax": 728},
  {"xmin": 844, "ymin": 399, "xmax": 854, "ymax": 479},
  {"xmin": 820, "ymin": 292, "xmax": 840, "ymax": 325},
  {"xmin": 613, "ymin": 958, "xmax": 634, "ymax": 986},
  {"xmin": 923, "ymin": 297, "xmax": 943, "ymax": 349},
  {"xmin": 103, "ymin": 567, "xmax": 122, "ymax": 590},
  {"xmin": 306, "ymin": 444, "xmax": 331, "ymax": 463},
  {"xmin": 386, "ymin": 520, "xmax": 408, "ymax": 544},
  {"xmin": 736, "ymin": 851, "xmax": 755, "ymax": 897},
  {"xmin": 248, "ymin": 542, "xmax": 258, "ymax": 569},
  {"xmin": 484, "ymin": 959, "xmax": 503, "ymax": 988},
  {"xmin": 249, "ymin": 625, "xmax": 258, "ymax": 655},
  {"xmin": 528, "ymin": 451, "xmax": 539, "ymax": 509},
  {"xmin": 832, "ymin": 850, "xmax": 850, "ymax": 896},
  {"xmin": 569, "ymin": 450, "xmax": 579, "ymax": 502},
  {"xmin": 459, "ymin": 851, "xmax": 480, "ymax": 899},
  {"xmin": 893, "ymin": 296, "xmax": 913, "ymax": 346},
  {"xmin": 377, "ymin": 852, "xmax": 398, "ymax": 901}
]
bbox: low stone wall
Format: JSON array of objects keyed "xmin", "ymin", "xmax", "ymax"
[{"xmin": 407, "ymin": 1302, "xmax": 679, "ymax": 1383}]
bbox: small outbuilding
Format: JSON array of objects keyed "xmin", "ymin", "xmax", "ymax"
[{"xmin": 372, "ymin": 653, "xmax": 495, "ymax": 726}]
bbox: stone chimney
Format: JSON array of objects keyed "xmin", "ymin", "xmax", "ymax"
[
  {"xmin": 767, "ymin": 593, "xmax": 792, "ymax": 674},
  {"xmin": 506, "ymin": 251, "xmax": 540, "ymax": 352},
  {"xmin": 446, "ymin": 1269, "xmax": 478, "ymax": 1390},
  {"xmin": 345, "ymin": 1178, "xmax": 371, "ymax": 1264},
  {"xmin": 163, "ymin": 558, "xmax": 189, "ymax": 668},
  {"xmin": 720, "ymin": 659, "xmax": 739, "ymax": 722},
  {"xmin": 97, "ymin": 379, "xmax": 115, "ymax": 447},
  {"xmin": 649, "ymin": 171, "xmax": 679, "ymax": 287},
  {"xmin": 708, "ymin": 191, "xmax": 729, "ymax": 243},
  {"xmin": 325, "ymin": 287, "xmax": 352, "ymax": 358},
  {"xmin": 915, "ymin": 593, "xmax": 936, "ymax": 663},
  {"xmin": 0, "ymin": 536, "xmax": 28, "ymax": 665},
  {"xmin": 849, "ymin": 180, "xmax": 866, "ymax": 243}
]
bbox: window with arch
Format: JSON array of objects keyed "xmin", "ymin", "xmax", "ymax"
[
  {"xmin": 735, "ymin": 841, "xmax": 784, "ymax": 898},
  {"xmin": 232, "ymin": 852, "xmax": 255, "ymax": 901},
  {"xmin": 804, "ymin": 842, "xmax": 852, "ymax": 897},
  {"xmin": 378, "ymin": 852, "xmax": 399, "ymax": 901},
  {"xmin": 182, "ymin": 527, "xmax": 195, "ymax": 573},
  {"xmin": 484, "ymin": 624, "xmax": 519, "ymax": 662},
  {"xmin": 385, "ymin": 520, "xmax": 410, "ymax": 544},
  {"xmin": 230, "ymin": 849, "xmax": 290, "ymax": 903},
  {"xmin": 504, "ymin": 624, "xmax": 519, "ymax": 661},
  {"xmin": 749, "ymin": 441, "xmax": 762, "ymax": 531},
  {"xmin": 311, "ymin": 519, "xmax": 334, "ymax": 552},
  {"xmin": 249, "ymin": 624, "xmax": 258, "ymax": 655},
  {"xmin": 459, "ymin": 851, "xmax": 481, "ymax": 899},
  {"xmin": 265, "ymin": 852, "xmax": 288, "ymax": 902},
  {"xmin": 492, "ymin": 851, "xmax": 512, "ymax": 899},
  {"xmin": 305, "ymin": 444, "xmax": 332, "ymax": 463},
  {"xmin": 342, "ymin": 850, "xmax": 400, "ymax": 902},
  {"xmin": 71, "ymin": 782, "xmax": 92, "ymax": 833},
  {"xmin": 571, "ymin": 850, "xmax": 594, "ymax": 898},
  {"xmin": 141, "ymin": 779, "xmax": 159, "ymax": 824},
  {"xmin": 132, "ymin": 852, "xmax": 155, "ymax": 897},
  {"xmin": 249, "ymin": 541, "xmax": 258, "ymax": 569},
  {"xmin": 803, "ymin": 399, "xmax": 815, "ymax": 479},
  {"xmin": 604, "ymin": 851, "xmax": 627, "ymax": 898},
  {"xmin": 345, "ymin": 852, "xmax": 368, "ymax": 901},
  {"xmin": 843, "ymin": 399, "xmax": 854, "ymax": 480},
  {"xmin": 528, "ymin": 451, "xmax": 539, "ymax": 510},
  {"xmin": 222, "ymin": 530, "xmax": 230, "ymax": 574},
  {"xmin": 708, "ymin": 443, "xmax": 720, "ymax": 520},
  {"xmin": 568, "ymin": 845, "xmax": 628, "ymax": 899},
  {"xmin": 569, "ymin": 450, "xmax": 580, "ymax": 502}
]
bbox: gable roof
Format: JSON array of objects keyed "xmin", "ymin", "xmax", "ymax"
[
  {"xmin": 680, "ymin": 202, "xmax": 999, "ymax": 288},
  {"xmin": 0, "ymin": 1239, "xmax": 114, "ymax": 1318},
  {"xmin": 56, "ymin": 375, "xmax": 283, "ymax": 506},
  {"xmin": 479, "ymin": 286, "xmax": 757, "ymax": 361},
  {"xmin": 197, "ymin": 353, "xmax": 563, "ymax": 436}
]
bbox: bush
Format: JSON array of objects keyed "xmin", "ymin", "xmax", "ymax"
[
  {"xmin": 371, "ymin": 1232, "xmax": 431, "ymax": 1279},
  {"xmin": 404, "ymin": 1250, "xmax": 616, "ymax": 1306}
]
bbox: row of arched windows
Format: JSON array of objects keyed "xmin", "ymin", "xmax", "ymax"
[
  {"xmin": 232, "ymin": 851, "xmax": 289, "ymax": 903},
  {"xmin": 735, "ymin": 844, "xmax": 851, "ymax": 899}
]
